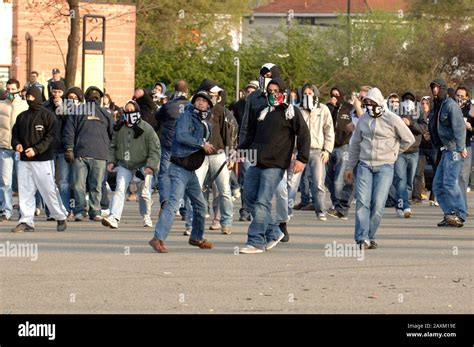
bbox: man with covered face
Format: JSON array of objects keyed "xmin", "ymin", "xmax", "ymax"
[
  {"xmin": 345, "ymin": 88, "xmax": 415, "ymax": 250},
  {"xmin": 238, "ymin": 78, "xmax": 310, "ymax": 254}
]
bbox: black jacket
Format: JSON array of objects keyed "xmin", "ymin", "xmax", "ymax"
[
  {"xmin": 155, "ymin": 96, "xmax": 189, "ymax": 150},
  {"xmin": 135, "ymin": 92, "xmax": 157, "ymax": 129},
  {"xmin": 63, "ymin": 103, "xmax": 114, "ymax": 160},
  {"xmin": 327, "ymin": 101, "xmax": 354, "ymax": 147},
  {"xmin": 12, "ymin": 106, "xmax": 56, "ymax": 161},
  {"xmin": 402, "ymin": 114, "xmax": 428, "ymax": 153},
  {"xmin": 43, "ymin": 98, "xmax": 68, "ymax": 154},
  {"xmin": 207, "ymin": 103, "xmax": 226, "ymax": 154},
  {"xmin": 239, "ymin": 104, "xmax": 310, "ymax": 169},
  {"xmin": 461, "ymin": 101, "xmax": 473, "ymax": 146}
]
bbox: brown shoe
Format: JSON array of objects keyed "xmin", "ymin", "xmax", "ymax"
[
  {"xmin": 301, "ymin": 203, "xmax": 315, "ymax": 211},
  {"xmin": 189, "ymin": 238, "xmax": 214, "ymax": 249},
  {"xmin": 149, "ymin": 238, "xmax": 168, "ymax": 253}
]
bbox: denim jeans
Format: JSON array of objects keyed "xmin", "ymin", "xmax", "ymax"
[
  {"xmin": 54, "ymin": 153, "xmax": 72, "ymax": 213},
  {"xmin": 0, "ymin": 148, "xmax": 15, "ymax": 218},
  {"xmin": 354, "ymin": 162, "xmax": 394, "ymax": 242},
  {"xmin": 326, "ymin": 144, "xmax": 349, "ymax": 208},
  {"xmin": 243, "ymin": 166, "xmax": 285, "ymax": 249},
  {"xmin": 238, "ymin": 160, "xmax": 251, "ymax": 217},
  {"xmin": 154, "ymin": 163, "xmax": 206, "ymax": 241},
  {"xmin": 299, "ymin": 165, "xmax": 313, "ymax": 206},
  {"xmin": 287, "ymin": 169, "xmax": 302, "ymax": 215},
  {"xmin": 307, "ymin": 149, "xmax": 327, "ymax": 214},
  {"xmin": 195, "ymin": 152, "xmax": 233, "ymax": 226},
  {"xmin": 413, "ymin": 148, "xmax": 438, "ymax": 201},
  {"xmin": 109, "ymin": 166, "xmax": 153, "ymax": 221},
  {"xmin": 394, "ymin": 152, "xmax": 419, "ymax": 210},
  {"xmin": 274, "ymin": 171, "xmax": 288, "ymax": 223},
  {"xmin": 158, "ymin": 147, "xmax": 171, "ymax": 205},
  {"xmin": 433, "ymin": 150, "xmax": 467, "ymax": 221},
  {"xmin": 459, "ymin": 146, "xmax": 472, "ymax": 210},
  {"xmin": 72, "ymin": 157, "xmax": 106, "ymax": 218}
]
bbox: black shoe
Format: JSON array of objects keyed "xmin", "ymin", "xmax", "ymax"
[
  {"xmin": 11, "ymin": 223, "xmax": 35, "ymax": 233},
  {"xmin": 357, "ymin": 240, "xmax": 370, "ymax": 250},
  {"xmin": 279, "ymin": 222, "xmax": 289, "ymax": 242},
  {"xmin": 445, "ymin": 213, "xmax": 464, "ymax": 227},
  {"xmin": 239, "ymin": 214, "xmax": 250, "ymax": 222},
  {"xmin": 1, "ymin": 215, "xmax": 11, "ymax": 222},
  {"xmin": 57, "ymin": 220, "xmax": 67, "ymax": 232},
  {"xmin": 46, "ymin": 217, "xmax": 55, "ymax": 221},
  {"xmin": 437, "ymin": 219, "xmax": 449, "ymax": 227},
  {"xmin": 369, "ymin": 241, "xmax": 378, "ymax": 249},
  {"xmin": 327, "ymin": 208, "xmax": 348, "ymax": 220},
  {"xmin": 293, "ymin": 202, "xmax": 304, "ymax": 210}
]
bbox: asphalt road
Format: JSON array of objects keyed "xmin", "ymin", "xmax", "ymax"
[{"xmin": 0, "ymin": 192, "xmax": 472, "ymax": 314}]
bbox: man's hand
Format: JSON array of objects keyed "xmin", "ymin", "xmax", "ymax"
[
  {"xmin": 320, "ymin": 151, "xmax": 330, "ymax": 164},
  {"xmin": 15, "ymin": 144, "xmax": 23, "ymax": 153},
  {"xmin": 65, "ymin": 149, "xmax": 75, "ymax": 163},
  {"xmin": 227, "ymin": 161, "xmax": 235, "ymax": 170},
  {"xmin": 144, "ymin": 167, "xmax": 154, "ymax": 175},
  {"xmin": 460, "ymin": 149, "xmax": 468, "ymax": 158},
  {"xmin": 423, "ymin": 132, "xmax": 431, "ymax": 141},
  {"xmin": 107, "ymin": 163, "xmax": 115, "ymax": 173},
  {"xmin": 402, "ymin": 117, "xmax": 411, "ymax": 126},
  {"xmin": 24, "ymin": 148, "xmax": 35, "ymax": 158},
  {"xmin": 293, "ymin": 160, "xmax": 305, "ymax": 174},
  {"xmin": 202, "ymin": 142, "xmax": 215, "ymax": 154},
  {"xmin": 344, "ymin": 169, "xmax": 353, "ymax": 184},
  {"xmin": 466, "ymin": 121, "xmax": 472, "ymax": 131},
  {"xmin": 346, "ymin": 123, "xmax": 355, "ymax": 132}
]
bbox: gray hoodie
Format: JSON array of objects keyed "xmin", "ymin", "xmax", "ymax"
[{"xmin": 347, "ymin": 88, "xmax": 415, "ymax": 170}]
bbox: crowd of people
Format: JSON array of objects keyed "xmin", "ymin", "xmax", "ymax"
[{"xmin": 0, "ymin": 64, "xmax": 472, "ymax": 254}]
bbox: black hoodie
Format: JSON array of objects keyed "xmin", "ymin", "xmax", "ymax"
[
  {"xmin": 134, "ymin": 91, "xmax": 157, "ymax": 129},
  {"xmin": 12, "ymin": 87, "xmax": 56, "ymax": 161},
  {"xmin": 326, "ymin": 86, "xmax": 353, "ymax": 147}
]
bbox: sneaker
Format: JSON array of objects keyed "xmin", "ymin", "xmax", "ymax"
[
  {"xmin": 429, "ymin": 200, "xmax": 439, "ymax": 207},
  {"xmin": 445, "ymin": 213, "xmax": 464, "ymax": 227},
  {"xmin": 149, "ymin": 238, "xmax": 168, "ymax": 253},
  {"xmin": 266, "ymin": 232, "xmax": 285, "ymax": 251},
  {"xmin": 369, "ymin": 240, "xmax": 378, "ymax": 249},
  {"xmin": 467, "ymin": 187, "xmax": 471, "ymax": 193},
  {"xmin": 0, "ymin": 215, "xmax": 11, "ymax": 222},
  {"xmin": 66, "ymin": 213, "xmax": 75, "ymax": 222},
  {"xmin": 357, "ymin": 240, "xmax": 370, "ymax": 250},
  {"xmin": 239, "ymin": 214, "xmax": 251, "ymax": 221},
  {"xmin": 209, "ymin": 221, "xmax": 222, "ymax": 230},
  {"xmin": 239, "ymin": 245, "xmax": 264, "ymax": 254},
  {"xmin": 293, "ymin": 202, "xmax": 304, "ymax": 210},
  {"xmin": 90, "ymin": 215, "xmax": 103, "ymax": 222},
  {"xmin": 74, "ymin": 214, "xmax": 84, "ymax": 222},
  {"xmin": 101, "ymin": 209, "xmax": 110, "ymax": 217},
  {"xmin": 232, "ymin": 188, "xmax": 241, "ymax": 199},
  {"xmin": 395, "ymin": 209, "xmax": 404, "ymax": 218},
  {"xmin": 183, "ymin": 227, "xmax": 191, "ymax": 236},
  {"xmin": 279, "ymin": 222, "xmax": 289, "ymax": 242},
  {"xmin": 102, "ymin": 216, "xmax": 119, "ymax": 229},
  {"xmin": 301, "ymin": 203, "xmax": 315, "ymax": 211},
  {"xmin": 189, "ymin": 238, "xmax": 214, "ymax": 249},
  {"xmin": 11, "ymin": 223, "xmax": 34, "ymax": 233},
  {"xmin": 34, "ymin": 208, "xmax": 41, "ymax": 216},
  {"xmin": 57, "ymin": 220, "xmax": 67, "ymax": 232},
  {"xmin": 127, "ymin": 193, "xmax": 137, "ymax": 202},
  {"xmin": 403, "ymin": 208, "xmax": 412, "ymax": 218},
  {"xmin": 46, "ymin": 216, "xmax": 55, "ymax": 221},
  {"xmin": 205, "ymin": 213, "xmax": 210, "ymax": 219},
  {"xmin": 317, "ymin": 212, "xmax": 327, "ymax": 221},
  {"xmin": 143, "ymin": 215, "xmax": 153, "ymax": 227},
  {"xmin": 221, "ymin": 225, "xmax": 232, "ymax": 235},
  {"xmin": 327, "ymin": 208, "xmax": 348, "ymax": 220}
]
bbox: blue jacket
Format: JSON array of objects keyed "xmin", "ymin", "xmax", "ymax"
[
  {"xmin": 429, "ymin": 97, "xmax": 466, "ymax": 152},
  {"xmin": 63, "ymin": 102, "xmax": 114, "ymax": 160},
  {"xmin": 171, "ymin": 104, "xmax": 212, "ymax": 158}
]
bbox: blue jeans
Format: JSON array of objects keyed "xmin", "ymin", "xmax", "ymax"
[
  {"xmin": 158, "ymin": 147, "xmax": 171, "ymax": 205},
  {"xmin": 0, "ymin": 148, "xmax": 15, "ymax": 218},
  {"xmin": 326, "ymin": 145, "xmax": 349, "ymax": 207},
  {"xmin": 72, "ymin": 157, "xmax": 106, "ymax": 218},
  {"xmin": 299, "ymin": 165, "xmax": 313, "ymax": 206},
  {"xmin": 394, "ymin": 152, "xmax": 419, "ymax": 210},
  {"xmin": 154, "ymin": 163, "xmax": 206, "ymax": 241},
  {"xmin": 433, "ymin": 150, "xmax": 466, "ymax": 221},
  {"xmin": 55, "ymin": 153, "xmax": 72, "ymax": 213},
  {"xmin": 243, "ymin": 166, "xmax": 285, "ymax": 249},
  {"xmin": 459, "ymin": 146, "xmax": 472, "ymax": 210},
  {"xmin": 354, "ymin": 162, "xmax": 394, "ymax": 242},
  {"xmin": 274, "ymin": 171, "xmax": 288, "ymax": 223},
  {"xmin": 239, "ymin": 160, "xmax": 251, "ymax": 217},
  {"xmin": 307, "ymin": 149, "xmax": 327, "ymax": 214}
]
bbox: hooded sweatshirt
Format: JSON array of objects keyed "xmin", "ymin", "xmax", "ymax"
[
  {"xmin": 326, "ymin": 86, "xmax": 354, "ymax": 147},
  {"xmin": 347, "ymin": 88, "xmax": 415, "ymax": 170},
  {"xmin": 400, "ymin": 90, "xmax": 428, "ymax": 154}
]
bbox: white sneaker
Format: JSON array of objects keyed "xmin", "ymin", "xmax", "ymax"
[
  {"xmin": 101, "ymin": 209, "xmax": 110, "ymax": 217},
  {"xmin": 232, "ymin": 188, "xmax": 241, "ymax": 199},
  {"xmin": 102, "ymin": 216, "xmax": 118, "ymax": 229},
  {"xmin": 183, "ymin": 227, "xmax": 191, "ymax": 236},
  {"xmin": 143, "ymin": 215, "xmax": 152, "ymax": 227},
  {"xmin": 403, "ymin": 208, "xmax": 412, "ymax": 218},
  {"xmin": 396, "ymin": 209, "xmax": 404, "ymax": 218},
  {"xmin": 239, "ymin": 245, "xmax": 264, "ymax": 254},
  {"xmin": 317, "ymin": 212, "xmax": 327, "ymax": 221},
  {"xmin": 266, "ymin": 233, "xmax": 285, "ymax": 251},
  {"xmin": 467, "ymin": 187, "xmax": 471, "ymax": 193},
  {"xmin": 429, "ymin": 200, "xmax": 439, "ymax": 207}
]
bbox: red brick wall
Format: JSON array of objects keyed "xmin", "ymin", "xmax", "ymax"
[{"xmin": 12, "ymin": 0, "xmax": 136, "ymax": 106}]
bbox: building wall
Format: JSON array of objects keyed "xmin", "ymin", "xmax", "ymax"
[{"xmin": 11, "ymin": 0, "xmax": 136, "ymax": 105}]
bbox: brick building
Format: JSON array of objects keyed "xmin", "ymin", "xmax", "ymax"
[{"xmin": 5, "ymin": 0, "xmax": 136, "ymax": 105}]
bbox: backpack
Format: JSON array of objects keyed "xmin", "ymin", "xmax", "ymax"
[{"xmin": 222, "ymin": 107, "xmax": 238, "ymax": 149}]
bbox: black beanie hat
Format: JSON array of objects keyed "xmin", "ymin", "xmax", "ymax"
[{"xmin": 50, "ymin": 80, "xmax": 66, "ymax": 92}]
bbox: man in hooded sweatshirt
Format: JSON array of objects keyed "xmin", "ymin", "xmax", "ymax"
[
  {"xmin": 238, "ymin": 78, "xmax": 310, "ymax": 254},
  {"xmin": 326, "ymin": 86, "xmax": 354, "ymax": 221},
  {"xmin": 345, "ymin": 88, "xmax": 415, "ymax": 249},
  {"xmin": 428, "ymin": 78, "xmax": 467, "ymax": 227},
  {"xmin": 63, "ymin": 86, "xmax": 114, "ymax": 222},
  {"xmin": 102, "ymin": 100, "xmax": 160, "ymax": 229},
  {"xmin": 393, "ymin": 91, "xmax": 428, "ymax": 218},
  {"xmin": 11, "ymin": 86, "xmax": 68, "ymax": 232}
]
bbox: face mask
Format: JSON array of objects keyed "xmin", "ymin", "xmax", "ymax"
[
  {"xmin": 27, "ymin": 99, "xmax": 42, "ymax": 109},
  {"xmin": 124, "ymin": 111, "xmax": 141, "ymax": 127},
  {"xmin": 456, "ymin": 97, "xmax": 467, "ymax": 107},
  {"xmin": 7, "ymin": 92, "xmax": 20, "ymax": 102},
  {"xmin": 387, "ymin": 100, "xmax": 399, "ymax": 114},
  {"xmin": 194, "ymin": 108, "xmax": 210, "ymax": 120},
  {"xmin": 211, "ymin": 96, "xmax": 219, "ymax": 106},
  {"xmin": 268, "ymin": 92, "xmax": 284, "ymax": 107},
  {"xmin": 68, "ymin": 99, "xmax": 80, "ymax": 106},
  {"xmin": 302, "ymin": 95, "xmax": 318, "ymax": 111},
  {"xmin": 401, "ymin": 100, "xmax": 415, "ymax": 114},
  {"xmin": 259, "ymin": 76, "xmax": 272, "ymax": 94},
  {"xmin": 366, "ymin": 105, "xmax": 383, "ymax": 118}
]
